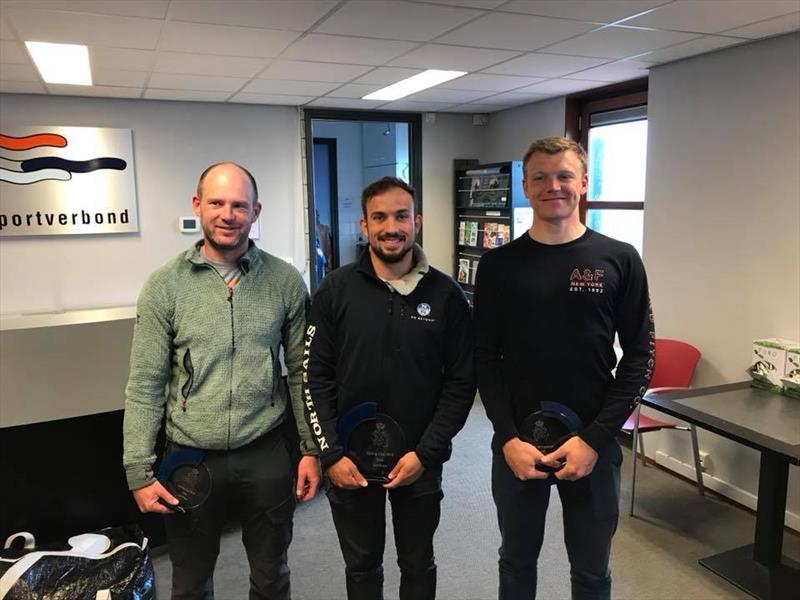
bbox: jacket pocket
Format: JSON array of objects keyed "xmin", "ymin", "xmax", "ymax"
[{"xmin": 180, "ymin": 349, "xmax": 194, "ymax": 412}]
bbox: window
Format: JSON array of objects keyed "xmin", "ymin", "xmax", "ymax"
[{"xmin": 568, "ymin": 85, "xmax": 648, "ymax": 255}]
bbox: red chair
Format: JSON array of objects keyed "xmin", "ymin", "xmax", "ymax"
[{"xmin": 622, "ymin": 339, "xmax": 703, "ymax": 515}]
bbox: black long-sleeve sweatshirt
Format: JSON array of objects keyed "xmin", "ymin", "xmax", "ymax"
[
  {"xmin": 303, "ymin": 248, "xmax": 475, "ymax": 493},
  {"xmin": 474, "ymin": 229, "xmax": 655, "ymax": 456}
]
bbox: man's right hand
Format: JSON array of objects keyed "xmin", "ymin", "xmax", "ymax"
[
  {"xmin": 132, "ymin": 480, "xmax": 181, "ymax": 514},
  {"xmin": 326, "ymin": 456, "xmax": 369, "ymax": 489},
  {"xmin": 502, "ymin": 437, "xmax": 550, "ymax": 480}
]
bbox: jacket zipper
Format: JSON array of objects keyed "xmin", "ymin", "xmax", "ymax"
[{"xmin": 227, "ymin": 284, "xmax": 235, "ymax": 448}]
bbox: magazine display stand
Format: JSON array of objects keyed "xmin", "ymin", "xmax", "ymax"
[{"xmin": 454, "ymin": 161, "xmax": 528, "ymax": 305}]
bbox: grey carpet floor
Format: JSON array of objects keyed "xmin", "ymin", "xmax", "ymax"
[{"xmin": 152, "ymin": 401, "xmax": 799, "ymax": 599}]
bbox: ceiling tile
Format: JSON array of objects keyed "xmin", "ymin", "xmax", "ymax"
[
  {"xmin": 388, "ymin": 44, "xmax": 521, "ymax": 70},
  {"xmin": 315, "ymin": 1, "xmax": 480, "ymax": 42},
  {"xmin": 307, "ymin": 97, "xmax": 387, "ymax": 109},
  {"xmin": 6, "ymin": 8, "xmax": 163, "ymax": 49},
  {"xmin": 259, "ymin": 60, "xmax": 373, "ymax": 82},
  {"xmin": 436, "ymin": 12, "xmax": 599, "ymax": 51},
  {"xmin": 1, "ymin": 1, "xmax": 169, "ymax": 19},
  {"xmin": 544, "ymin": 25, "xmax": 698, "ymax": 58},
  {"xmin": 354, "ymin": 67, "xmax": 424, "ymax": 85},
  {"xmin": 144, "ymin": 89, "xmax": 232, "ymax": 102},
  {"xmin": 517, "ymin": 78, "xmax": 601, "ymax": 94},
  {"xmin": 721, "ymin": 12, "xmax": 800, "ymax": 39},
  {"xmin": 405, "ymin": 88, "xmax": 491, "ymax": 102},
  {"xmin": 0, "ymin": 62, "xmax": 40, "ymax": 82},
  {"xmin": 325, "ymin": 83, "xmax": 382, "ymax": 98},
  {"xmin": 0, "ymin": 40, "xmax": 29, "ymax": 64},
  {"xmin": 229, "ymin": 92, "xmax": 316, "ymax": 105},
  {"xmin": 438, "ymin": 72, "xmax": 546, "ymax": 91},
  {"xmin": 47, "ymin": 84, "xmax": 142, "ymax": 98},
  {"xmin": 563, "ymin": 59, "xmax": 650, "ymax": 81},
  {"xmin": 90, "ymin": 47, "xmax": 155, "ymax": 71},
  {"xmin": 623, "ymin": 0, "xmax": 800, "ymax": 34},
  {"xmin": 92, "ymin": 68, "xmax": 147, "ymax": 88},
  {"xmin": 241, "ymin": 79, "xmax": 338, "ymax": 96},
  {"xmin": 477, "ymin": 91, "xmax": 552, "ymax": 105},
  {"xmin": 483, "ymin": 52, "xmax": 608, "ymax": 77},
  {"xmin": 501, "ymin": 1, "xmax": 668, "ymax": 24},
  {"xmin": 0, "ymin": 80, "xmax": 46, "ymax": 93},
  {"xmin": 281, "ymin": 34, "xmax": 418, "ymax": 65},
  {"xmin": 377, "ymin": 99, "xmax": 457, "ymax": 111},
  {"xmin": 638, "ymin": 35, "xmax": 746, "ymax": 64},
  {"xmin": 154, "ymin": 52, "xmax": 268, "ymax": 78},
  {"xmin": 414, "ymin": 0, "xmax": 506, "ymax": 8},
  {"xmin": 148, "ymin": 72, "xmax": 249, "ymax": 92},
  {"xmin": 160, "ymin": 21, "xmax": 300, "ymax": 58},
  {"xmin": 167, "ymin": 0, "xmax": 337, "ymax": 31},
  {"xmin": 1, "ymin": 17, "xmax": 17, "ymax": 40}
]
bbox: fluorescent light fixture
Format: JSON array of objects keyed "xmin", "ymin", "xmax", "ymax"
[
  {"xmin": 25, "ymin": 41, "xmax": 92, "ymax": 85},
  {"xmin": 363, "ymin": 69, "xmax": 466, "ymax": 101}
]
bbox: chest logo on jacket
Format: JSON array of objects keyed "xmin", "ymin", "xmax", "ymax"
[
  {"xmin": 411, "ymin": 302, "xmax": 436, "ymax": 323},
  {"xmin": 569, "ymin": 268, "xmax": 605, "ymax": 294}
]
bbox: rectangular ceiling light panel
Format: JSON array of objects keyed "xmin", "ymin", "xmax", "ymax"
[{"xmin": 25, "ymin": 41, "xmax": 92, "ymax": 85}]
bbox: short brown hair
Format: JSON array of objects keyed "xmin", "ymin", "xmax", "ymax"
[
  {"xmin": 522, "ymin": 137, "xmax": 587, "ymax": 176},
  {"xmin": 196, "ymin": 161, "xmax": 259, "ymax": 203},
  {"xmin": 361, "ymin": 176, "xmax": 416, "ymax": 217}
]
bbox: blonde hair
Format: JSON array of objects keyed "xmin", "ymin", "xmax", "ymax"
[{"xmin": 522, "ymin": 137, "xmax": 587, "ymax": 175}]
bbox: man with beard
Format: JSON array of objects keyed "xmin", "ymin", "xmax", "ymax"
[
  {"xmin": 302, "ymin": 176, "xmax": 475, "ymax": 600},
  {"xmin": 123, "ymin": 162, "xmax": 320, "ymax": 600}
]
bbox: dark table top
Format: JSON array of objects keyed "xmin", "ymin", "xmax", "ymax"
[{"xmin": 642, "ymin": 382, "xmax": 800, "ymax": 464}]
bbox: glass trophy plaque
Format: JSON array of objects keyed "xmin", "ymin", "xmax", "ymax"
[
  {"xmin": 338, "ymin": 403, "xmax": 407, "ymax": 483},
  {"xmin": 157, "ymin": 446, "xmax": 211, "ymax": 511},
  {"xmin": 519, "ymin": 401, "xmax": 582, "ymax": 473}
]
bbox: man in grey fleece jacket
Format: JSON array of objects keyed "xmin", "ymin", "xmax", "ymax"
[{"xmin": 123, "ymin": 162, "xmax": 319, "ymax": 600}]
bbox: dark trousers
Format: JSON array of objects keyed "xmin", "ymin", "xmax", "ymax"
[
  {"xmin": 492, "ymin": 441, "xmax": 622, "ymax": 600},
  {"xmin": 327, "ymin": 485, "xmax": 442, "ymax": 600},
  {"xmin": 164, "ymin": 429, "xmax": 295, "ymax": 600}
]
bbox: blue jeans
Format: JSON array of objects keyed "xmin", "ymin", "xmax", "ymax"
[{"xmin": 492, "ymin": 440, "xmax": 622, "ymax": 600}]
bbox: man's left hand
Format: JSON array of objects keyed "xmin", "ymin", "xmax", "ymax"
[
  {"xmin": 296, "ymin": 455, "xmax": 321, "ymax": 501},
  {"xmin": 541, "ymin": 436, "xmax": 598, "ymax": 481},
  {"xmin": 383, "ymin": 451, "xmax": 425, "ymax": 488}
]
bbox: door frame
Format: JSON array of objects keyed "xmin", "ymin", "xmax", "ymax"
[
  {"xmin": 303, "ymin": 109, "xmax": 423, "ymax": 292},
  {"xmin": 312, "ymin": 137, "xmax": 340, "ymax": 272}
]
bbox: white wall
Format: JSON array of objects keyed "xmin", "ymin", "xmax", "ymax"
[
  {"xmin": 0, "ymin": 95, "xmax": 305, "ymax": 316},
  {"xmin": 481, "ymin": 97, "xmax": 566, "ymax": 164},
  {"xmin": 421, "ymin": 112, "xmax": 485, "ymax": 272},
  {"xmin": 643, "ymin": 32, "xmax": 800, "ymax": 527}
]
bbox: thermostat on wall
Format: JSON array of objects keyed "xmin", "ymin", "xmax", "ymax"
[{"xmin": 179, "ymin": 216, "xmax": 199, "ymax": 233}]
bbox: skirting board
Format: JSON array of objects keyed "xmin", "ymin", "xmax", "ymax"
[{"xmin": 654, "ymin": 450, "xmax": 800, "ymax": 532}]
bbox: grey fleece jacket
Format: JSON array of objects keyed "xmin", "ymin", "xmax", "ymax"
[{"xmin": 122, "ymin": 241, "xmax": 314, "ymax": 490}]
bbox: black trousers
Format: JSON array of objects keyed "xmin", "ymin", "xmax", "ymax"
[
  {"xmin": 163, "ymin": 429, "xmax": 295, "ymax": 600},
  {"xmin": 491, "ymin": 440, "xmax": 622, "ymax": 600},
  {"xmin": 327, "ymin": 485, "xmax": 442, "ymax": 600}
]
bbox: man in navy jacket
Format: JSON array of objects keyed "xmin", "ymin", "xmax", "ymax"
[{"xmin": 303, "ymin": 176, "xmax": 475, "ymax": 600}]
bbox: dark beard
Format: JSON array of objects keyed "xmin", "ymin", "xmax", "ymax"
[{"xmin": 370, "ymin": 239, "xmax": 413, "ymax": 264}]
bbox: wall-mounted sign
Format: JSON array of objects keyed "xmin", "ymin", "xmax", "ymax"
[{"xmin": 0, "ymin": 126, "xmax": 138, "ymax": 237}]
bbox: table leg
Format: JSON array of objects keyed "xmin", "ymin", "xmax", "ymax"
[{"xmin": 753, "ymin": 451, "xmax": 788, "ymax": 565}]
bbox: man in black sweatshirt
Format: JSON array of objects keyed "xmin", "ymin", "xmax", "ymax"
[
  {"xmin": 474, "ymin": 137, "xmax": 655, "ymax": 600},
  {"xmin": 303, "ymin": 176, "xmax": 475, "ymax": 600}
]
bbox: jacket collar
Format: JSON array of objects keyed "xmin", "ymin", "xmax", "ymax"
[
  {"xmin": 185, "ymin": 239, "xmax": 259, "ymax": 272},
  {"xmin": 356, "ymin": 243, "xmax": 429, "ymax": 296}
]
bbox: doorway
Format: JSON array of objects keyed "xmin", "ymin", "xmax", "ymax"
[{"xmin": 304, "ymin": 109, "xmax": 422, "ymax": 292}]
